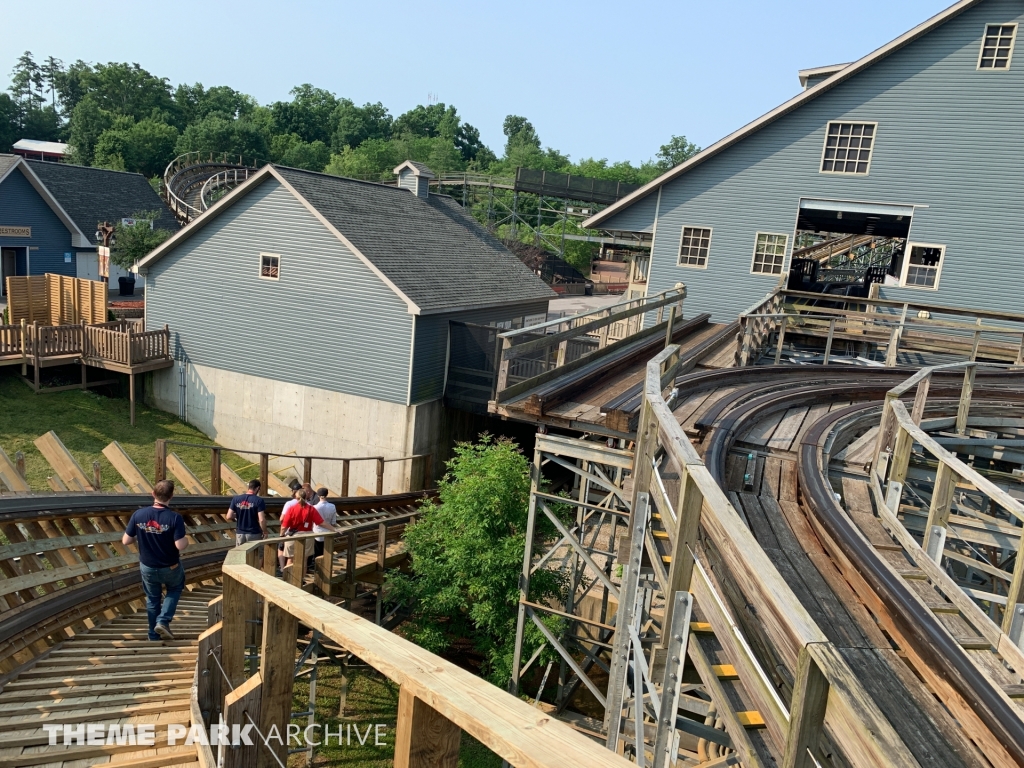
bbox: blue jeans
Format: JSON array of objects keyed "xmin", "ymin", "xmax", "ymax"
[{"xmin": 140, "ymin": 563, "xmax": 185, "ymax": 640}]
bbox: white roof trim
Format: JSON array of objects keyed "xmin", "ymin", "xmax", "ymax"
[
  {"xmin": 583, "ymin": 0, "xmax": 981, "ymax": 230},
  {"xmin": 392, "ymin": 160, "xmax": 435, "ymax": 178},
  {"xmin": 135, "ymin": 164, "xmax": 423, "ymax": 315},
  {"xmin": 798, "ymin": 63, "xmax": 851, "ymax": 87},
  {"xmin": 8, "ymin": 158, "xmax": 93, "ymax": 246},
  {"xmin": 268, "ymin": 168, "xmax": 421, "ymax": 315},
  {"xmin": 136, "ymin": 165, "xmax": 276, "ymax": 270}
]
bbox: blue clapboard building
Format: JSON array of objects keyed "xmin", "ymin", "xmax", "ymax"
[
  {"xmin": 0, "ymin": 154, "xmax": 176, "ymax": 295},
  {"xmin": 585, "ymin": 0, "xmax": 1024, "ymax": 321}
]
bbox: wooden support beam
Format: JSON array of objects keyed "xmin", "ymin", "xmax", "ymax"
[
  {"xmin": 394, "ymin": 687, "xmax": 462, "ymax": 768},
  {"xmin": 221, "ymin": 576, "xmax": 249, "ymax": 691},
  {"xmin": 259, "ymin": 454, "xmax": 269, "ymax": 497},
  {"xmin": 258, "ymin": 602, "xmax": 298, "ymax": 768},
  {"xmin": 166, "ymin": 452, "xmax": 210, "ymax": 495},
  {"xmin": 376, "ymin": 457, "xmax": 385, "ymax": 496},
  {"xmin": 342, "ymin": 459, "xmax": 351, "ymax": 496},
  {"xmin": 956, "ymin": 365, "xmax": 976, "ymax": 436},
  {"xmin": 782, "ymin": 647, "xmax": 830, "ymax": 768},
  {"xmin": 910, "ymin": 374, "xmax": 931, "ymax": 426},
  {"xmin": 660, "ymin": 467, "xmax": 702, "ymax": 650},
  {"xmin": 197, "ymin": 622, "xmax": 223, "ymax": 727},
  {"xmin": 221, "ymin": 462, "xmax": 247, "ymax": 494},
  {"xmin": 303, "ymin": 457, "xmax": 312, "ymax": 485},
  {"xmin": 223, "ymin": 671, "xmax": 262, "ymax": 768},
  {"xmin": 0, "ymin": 447, "xmax": 30, "ymax": 493},
  {"xmin": 103, "ymin": 441, "xmax": 154, "ymax": 493},
  {"xmin": 34, "ymin": 430, "xmax": 96, "ymax": 491},
  {"xmin": 774, "ymin": 316, "xmax": 788, "ymax": 365},
  {"xmin": 154, "ymin": 439, "xmax": 167, "ymax": 482},
  {"xmin": 923, "ymin": 462, "xmax": 957, "ymax": 561},
  {"xmin": 210, "ymin": 448, "xmax": 222, "ymax": 496}
]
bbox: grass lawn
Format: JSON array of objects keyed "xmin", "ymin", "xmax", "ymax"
[
  {"xmin": 0, "ymin": 367, "xmax": 255, "ymax": 492},
  {"xmin": 290, "ymin": 661, "xmax": 501, "ymax": 767}
]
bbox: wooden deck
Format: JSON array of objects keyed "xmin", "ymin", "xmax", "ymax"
[{"xmin": 0, "ymin": 584, "xmax": 221, "ymax": 768}]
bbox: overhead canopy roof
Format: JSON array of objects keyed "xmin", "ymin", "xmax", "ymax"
[{"xmin": 797, "ymin": 198, "xmax": 914, "ymax": 238}]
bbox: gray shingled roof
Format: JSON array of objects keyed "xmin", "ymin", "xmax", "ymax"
[
  {"xmin": 276, "ymin": 166, "xmax": 554, "ymax": 313},
  {"xmin": 0, "ymin": 154, "xmax": 19, "ymax": 179},
  {"xmin": 26, "ymin": 160, "xmax": 178, "ymax": 239}
]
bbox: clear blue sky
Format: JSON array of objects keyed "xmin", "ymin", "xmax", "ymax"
[{"xmin": 2, "ymin": 0, "xmax": 952, "ymax": 164}]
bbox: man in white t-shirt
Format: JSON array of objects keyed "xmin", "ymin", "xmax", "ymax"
[{"xmin": 311, "ymin": 487, "xmax": 338, "ymax": 571}]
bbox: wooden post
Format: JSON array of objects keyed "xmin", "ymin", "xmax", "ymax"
[
  {"xmin": 660, "ymin": 467, "xmax": 703, "ymax": 650},
  {"xmin": 14, "ymin": 451, "xmax": 25, "ymax": 481},
  {"xmin": 1016, "ymin": 333, "xmax": 1024, "ymax": 367},
  {"xmin": 346, "ymin": 531, "xmax": 357, "ymax": 589},
  {"xmin": 1003, "ymin": 538, "xmax": 1024, "ymax": 636},
  {"xmin": 258, "ymin": 602, "xmax": 298, "ymax": 768},
  {"xmin": 956, "ymin": 364, "xmax": 976, "ymax": 435},
  {"xmin": 20, "ymin": 318, "xmax": 27, "ymax": 377},
  {"xmin": 377, "ymin": 523, "xmax": 388, "ymax": 569},
  {"xmin": 222, "ymin": 672, "xmax": 262, "ymax": 768},
  {"xmin": 910, "ymin": 374, "xmax": 931, "ymax": 425},
  {"xmin": 303, "ymin": 457, "xmax": 312, "ymax": 485},
  {"xmin": 154, "ymin": 439, "xmax": 167, "ymax": 482},
  {"xmin": 923, "ymin": 462, "xmax": 957, "ymax": 561},
  {"xmin": 663, "ymin": 305, "xmax": 676, "ymax": 349},
  {"xmin": 197, "ymin": 623, "xmax": 223, "ymax": 727},
  {"xmin": 822, "ymin": 318, "xmax": 836, "ymax": 366},
  {"xmin": 210, "ymin": 448, "xmax": 222, "ymax": 496},
  {"xmin": 129, "ymin": 373, "xmax": 136, "ymax": 427},
  {"xmin": 394, "ymin": 687, "xmax": 461, "ymax": 768},
  {"xmin": 289, "ymin": 539, "xmax": 305, "ymax": 586},
  {"xmin": 556, "ymin": 338, "xmax": 569, "ymax": 368},
  {"xmin": 317, "ymin": 534, "xmax": 334, "ymax": 597},
  {"xmin": 774, "ymin": 316, "xmax": 788, "ymax": 365},
  {"xmin": 885, "ymin": 304, "xmax": 908, "ymax": 367},
  {"xmin": 263, "ymin": 542, "xmax": 276, "ymax": 576},
  {"xmin": 970, "ymin": 317, "xmax": 982, "ymax": 362},
  {"xmin": 739, "ymin": 321, "xmax": 754, "ymax": 367},
  {"xmin": 92, "ymin": 460, "xmax": 102, "ymax": 492},
  {"xmin": 889, "ymin": 426, "xmax": 914, "ymax": 489},
  {"xmin": 221, "ymin": 576, "xmax": 249, "ymax": 690},
  {"xmin": 782, "ymin": 647, "xmax": 830, "ymax": 768},
  {"xmin": 495, "ymin": 337, "xmax": 512, "ymax": 396},
  {"xmin": 376, "ymin": 457, "xmax": 385, "ymax": 496},
  {"xmin": 259, "ymin": 454, "xmax": 269, "ymax": 497},
  {"xmin": 33, "ymin": 322, "xmax": 40, "ymax": 391}
]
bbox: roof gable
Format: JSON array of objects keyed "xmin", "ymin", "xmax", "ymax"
[
  {"xmin": 585, "ymin": 0, "xmax": 984, "ymax": 229},
  {"xmin": 139, "ymin": 165, "xmax": 554, "ymax": 315}
]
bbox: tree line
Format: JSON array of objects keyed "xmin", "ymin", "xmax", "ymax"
[{"xmin": 2, "ymin": 51, "xmax": 699, "ymax": 185}]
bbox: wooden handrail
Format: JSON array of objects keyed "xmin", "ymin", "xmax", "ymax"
[
  {"xmin": 635, "ymin": 344, "xmax": 917, "ymax": 766},
  {"xmin": 220, "ymin": 541, "xmax": 632, "ymax": 767}
]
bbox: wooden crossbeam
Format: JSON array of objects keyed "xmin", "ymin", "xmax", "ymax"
[
  {"xmin": 34, "ymin": 430, "xmax": 96, "ymax": 491},
  {"xmin": 0, "ymin": 446, "xmax": 30, "ymax": 493},
  {"xmin": 166, "ymin": 452, "xmax": 210, "ymax": 495},
  {"xmin": 102, "ymin": 441, "xmax": 154, "ymax": 493}
]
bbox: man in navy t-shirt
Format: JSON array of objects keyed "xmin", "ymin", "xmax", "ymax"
[
  {"xmin": 122, "ymin": 480, "xmax": 189, "ymax": 641},
  {"xmin": 227, "ymin": 479, "xmax": 268, "ymax": 546}
]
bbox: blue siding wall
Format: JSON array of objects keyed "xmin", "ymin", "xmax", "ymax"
[
  {"xmin": 409, "ymin": 300, "xmax": 550, "ymax": 404},
  {"xmin": 605, "ymin": 0, "xmax": 1024, "ymax": 322},
  {"xmin": 0, "ymin": 168, "xmax": 75, "ymax": 277},
  {"xmin": 145, "ymin": 178, "xmax": 414, "ymax": 404}
]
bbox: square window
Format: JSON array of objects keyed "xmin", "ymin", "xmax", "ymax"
[
  {"xmin": 751, "ymin": 233, "xmax": 788, "ymax": 275},
  {"xmin": 820, "ymin": 121, "xmax": 877, "ymax": 174},
  {"xmin": 900, "ymin": 243, "xmax": 945, "ymax": 290},
  {"xmin": 678, "ymin": 226, "xmax": 712, "ymax": 268},
  {"xmin": 978, "ymin": 24, "xmax": 1017, "ymax": 69},
  {"xmin": 260, "ymin": 253, "xmax": 280, "ymax": 280}
]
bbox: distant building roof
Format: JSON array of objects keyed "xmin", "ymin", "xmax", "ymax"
[
  {"xmin": 12, "ymin": 139, "xmax": 68, "ymax": 156},
  {"xmin": 0, "ymin": 154, "xmax": 19, "ymax": 178},
  {"xmin": 26, "ymin": 160, "xmax": 178, "ymax": 241},
  {"xmin": 393, "ymin": 160, "xmax": 435, "ymax": 178},
  {"xmin": 139, "ymin": 165, "xmax": 555, "ymax": 315}
]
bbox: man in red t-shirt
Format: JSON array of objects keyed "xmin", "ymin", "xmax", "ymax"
[{"xmin": 278, "ymin": 489, "xmax": 336, "ymax": 571}]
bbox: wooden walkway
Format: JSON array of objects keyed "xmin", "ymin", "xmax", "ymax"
[{"xmin": 0, "ymin": 583, "xmax": 221, "ymax": 768}]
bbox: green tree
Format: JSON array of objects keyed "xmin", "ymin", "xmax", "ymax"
[
  {"xmin": 324, "ymin": 138, "xmax": 402, "ymax": 180},
  {"xmin": 94, "ymin": 117, "xmax": 178, "ymax": 176},
  {"xmin": 111, "ymin": 211, "xmax": 172, "ymax": 270},
  {"xmin": 66, "ymin": 94, "xmax": 113, "ymax": 164},
  {"xmin": 271, "ymin": 84, "xmax": 337, "ymax": 145},
  {"xmin": 174, "ymin": 114, "xmax": 269, "ymax": 160},
  {"xmin": 269, "ymin": 132, "xmax": 330, "ymax": 171},
  {"xmin": 54, "ymin": 60, "xmax": 95, "ymax": 116},
  {"xmin": 387, "ymin": 436, "xmax": 568, "ymax": 684},
  {"xmin": 40, "ymin": 56, "xmax": 63, "ymax": 110},
  {"xmin": 84, "ymin": 62, "xmax": 176, "ymax": 123},
  {"xmin": 174, "ymin": 83, "xmax": 255, "ymax": 125},
  {"xmin": 0, "ymin": 93, "xmax": 19, "ymax": 151},
  {"xmin": 656, "ymin": 134, "xmax": 700, "ymax": 170},
  {"xmin": 330, "ymin": 99, "xmax": 392, "ymax": 151}
]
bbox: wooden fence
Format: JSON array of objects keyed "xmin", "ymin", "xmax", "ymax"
[
  {"xmin": 5, "ymin": 274, "xmax": 107, "ymax": 326},
  {"xmin": 736, "ymin": 287, "xmax": 1024, "ymax": 366},
  {"xmin": 618, "ymin": 343, "xmax": 919, "ymax": 767},
  {"xmin": 212, "ymin": 534, "xmax": 634, "ymax": 768}
]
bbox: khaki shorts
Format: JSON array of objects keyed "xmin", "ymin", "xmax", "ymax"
[{"xmin": 282, "ymin": 539, "xmax": 304, "ymax": 559}]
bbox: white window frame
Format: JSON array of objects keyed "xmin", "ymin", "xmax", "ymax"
[
  {"xmin": 259, "ymin": 252, "xmax": 281, "ymax": 281},
  {"xmin": 977, "ymin": 23, "xmax": 1018, "ymax": 70},
  {"xmin": 899, "ymin": 242, "xmax": 946, "ymax": 291},
  {"xmin": 750, "ymin": 232, "xmax": 790, "ymax": 276},
  {"xmin": 676, "ymin": 225, "xmax": 713, "ymax": 269},
  {"xmin": 819, "ymin": 121, "xmax": 878, "ymax": 176}
]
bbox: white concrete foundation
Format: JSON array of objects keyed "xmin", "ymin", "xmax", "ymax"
[{"xmin": 148, "ymin": 362, "xmax": 439, "ymax": 494}]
